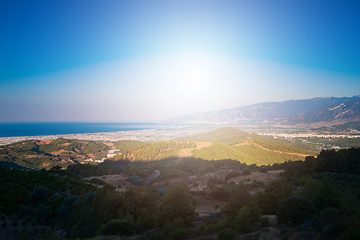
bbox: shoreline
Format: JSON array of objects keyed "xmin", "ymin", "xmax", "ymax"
[{"xmin": 0, "ymin": 125, "xmax": 221, "ymax": 146}]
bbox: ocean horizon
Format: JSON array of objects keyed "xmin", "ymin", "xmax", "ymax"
[{"xmin": 0, "ymin": 122, "xmax": 181, "ymax": 138}]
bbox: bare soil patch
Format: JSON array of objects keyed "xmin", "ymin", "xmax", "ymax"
[
  {"xmin": 84, "ymin": 174, "xmax": 132, "ymax": 192},
  {"xmin": 226, "ymin": 170, "xmax": 283, "ymax": 185},
  {"xmin": 36, "ymin": 139, "xmax": 52, "ymax": 145},
  {"xmin": 175, "ymin": 141, "xmax": 213, "ymax": 163},
  {"xmin": 58, "ymin": 142, "xmax": 71, "ymax": 146},
  {"xmin": 50, "ymin": 149, "xmax": 67, "ymax": 155},
  {"xmin": 104, "ymin": 142, "xmax": 114, "ymax": 147}
]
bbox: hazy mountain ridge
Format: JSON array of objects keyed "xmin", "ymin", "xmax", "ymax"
[
  {"xmin": 163, "ymin": 96, "xmax": 360, "ymax": 124},
  {"xmin": 277, "ymin": 100, "xmax": 360, "ymax": 127}
]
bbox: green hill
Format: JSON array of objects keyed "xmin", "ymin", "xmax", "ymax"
[
  {"xmin": 112, "ymin": 141, "xmax": 197, "ymax": 161},
  {"xmin": 174, "ymin": 127, "xmax": 249, "ymax": 144},
  {"xmin": 0, "ymin": 138, "xmax": 110, "ymax": 170},
  {"xmin": 111, "ymin": 140, "xmax": 145, "ymax": 153},
  {"xmin": 110, "ymin": 127, "xmax": 316, "ymax": 165}
]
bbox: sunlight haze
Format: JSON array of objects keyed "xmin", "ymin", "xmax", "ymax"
[{"xmin": 1, "ymin": 0, "xmax": 359, "ymax": 122}]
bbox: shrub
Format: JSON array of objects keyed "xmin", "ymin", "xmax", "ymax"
[
  {"xmin": 28, "ymin": 186, "xmax": 49, "ymax": 203},
  {"xmin": 169, "ymin": 227, "xmax": 188, "ymax": 240},
  {"xmin": 126, "ymin": 175, "xmax": 144, "ymax": 186},
  {"xmin": 218, "ymin": 228, "xmax": 237, "ymax": 240},
  {"xmin": 210, "ymin": 187, "xmax": 230, "ymax": 201},
  {"xmin": 234, "ymin": 205, "xmax": 260, "ymax": 233},
  {"xmin": 207, "ymin": 222, "xmax": 223, "ymax": 233},
  {"xmin": 2, "ymin": 221, "xmax": 7, "ymax": 228},
  {"xmin": 98, "ymin": 219, "xmax": 135, "ymax": 236},
  {"xmin": 156, "ymin": 187, "xmax": 167, "ymax": 197},
  {"xmin": 225, "ymin": 171, "xmax": 241, "ymax": 181},
  {"xmin": 18, "ymin": 206, "xmax": 34, "ymax": 218},
  {"xmin": 276, "ymin": 196, "xmax": 315, "ymax": 226},
  {"xmin": 320, "ymin": 207, "xmax": 338, "ymax": 223},
  {"xmin": 199, "ymin": 223, "xmax": 206, "ymax": 233},
  {"xmin": 146, "ymin": 231, "xmax": 167, "ymax": 240},
  {"xmin": 35, "ymin": 204, "xmax": 52, "ymax": 222},
  {"xmin": 88, "ymin": 178, "xmax": 106, "ymax": 185},
  {"xmin": 340, "ymin": 228, "xmax": 360, "ymax": 240},
  {"xmin": 260, "ymin": 216, "xmax": 270, "ymax": 227},
  {"xmin": 12, "ymin": 219, "xmax": 18, "ymax": 227},
  {"xmin": 164, "ymin": 218, "xmax": 189, "ymax": 240}
]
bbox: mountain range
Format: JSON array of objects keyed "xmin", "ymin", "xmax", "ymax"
[
  {"xmin": 277, "ymin": 99, "xmax": 360, "ymax": 127},
  {"xmin": 163, "ymin": 95, "xmax": 360, "ymax": 127}
]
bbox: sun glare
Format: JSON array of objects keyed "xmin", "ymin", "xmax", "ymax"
[{"xmin": 171, "ymin": 54, "xmax": 217, "ymax": 91}]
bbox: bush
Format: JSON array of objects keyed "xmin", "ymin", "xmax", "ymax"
[
  {"xmin": 87, "ymin": 178, "xmax": 106, "ymax": 185},
  {"xmin": 209, "ymin": 187, "xmax": 230, "ymax": 201},
  {"xmin": 276, "ymin": 196, "xmax": 315, "ymax": 226},
  {"xmin": 225, "ymin": 171, "xmax": 241, "ymax": 181},
  {"xmin": 320, "ymin": 207, "xmax": 338, "ymax": 223},
  {"xmin": 12, "ymin": 219, "xmax": 18, "ymax": 227},
  {"xmin": 18, "ymin": 206, "xmax": 34, "ymax": 218},
  {"xmin": 164, "ymin": 218, "xmax": 189, "ymax": 240},
  {"xmin": 98, "ymin": 219, "xmax": 135, "ymax": 236},
  {"xmin": 126, "ymin": 175, "xmax": 144, "ymax": 186},
  {"xmin": 234, "ymin": 205, "xmax": 260, "ymax": 233},
  {"xmin": 260, "ymin": 216, "xmax": 270, "ymax": 227},
  {"xmin": 218, "ymin": 228, "xmax": 237, "ymax": 240},
  {"xmin": 169, "ymin": 227, "xmax": 188, "ymax": 240},
  {"xmin": 2, "ymin": 221, "xmax": 7, "ymax": 228},
  {"xmin": 340, "ymin": 228, "xmax": 360, "ymax": 240},
  {"xmin": 28, "ymin": 186, "xmax": 49, "ymax": 203},
  {"xmin": 207, "ymin": 222, "xmax": 223, "ymax": 233}
]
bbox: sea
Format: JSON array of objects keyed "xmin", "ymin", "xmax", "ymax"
[{"xmin": 0, "ymin": 122, "xmax": 181, "ymax": 138}]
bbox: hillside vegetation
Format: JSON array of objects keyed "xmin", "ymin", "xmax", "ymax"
[
  {"xmin": 110, "ymin": 140, "xmax": 145, "ymax": 152},
  {"xmin": 0, "ymin": 138, "xmax": 109, "ymax": 170},
  {"xmin": 110, "ymin": 128, "xmax": 316, "ymax": 166}
]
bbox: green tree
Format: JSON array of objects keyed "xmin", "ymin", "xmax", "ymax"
[
  {"xmin": 158, "ymin": 184, "xmax": 197, "ymax": 227},
  {"xmin": 276, "ymin": 196, "xmax": 316, "ymax": 226},
  {"xmin": 222, "ymin": 183, "xmax": 250, "ymax": 221},
  {"xmin": 258, "ymin": 179, "xmax": 292, "ymax": 214}
]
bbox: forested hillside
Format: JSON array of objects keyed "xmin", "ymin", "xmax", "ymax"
[
  {"xmin": 0, "ymin": 138, "xmax": 109, "ymax": 170},
  {"xmin": 2, "ymin": 147, "xmax": 360, "ymax": 239}
]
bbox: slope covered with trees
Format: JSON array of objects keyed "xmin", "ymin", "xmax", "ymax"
[
  {"xmin": 0, "ymin": 138, "xmax": 110, "ymax": 170},
  {"xmin": 2, "ymin": 147, "xmax": 360, "ymax": 239}
]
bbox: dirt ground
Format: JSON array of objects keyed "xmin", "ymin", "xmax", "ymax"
[{"xmin": 83, "ymin": 174, "xmax": 132, "ymax": 192}]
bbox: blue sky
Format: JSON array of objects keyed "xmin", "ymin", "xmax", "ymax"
[{"xmin": 1, "ymin": 0, "xmax": 359, "ymax": 122}]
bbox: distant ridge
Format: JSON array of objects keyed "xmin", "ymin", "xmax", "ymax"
[
  {"xmin": 277, "ymin": 100, "xmax": 360, "ymax": 127},
  {"xmin": 163, "ymin": 96, "xmax": 360, "ymax": 124}
]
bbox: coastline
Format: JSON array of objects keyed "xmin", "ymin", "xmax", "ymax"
[{"xmin": 0, "ymin": 125, "xmax": 220, "ymax": 146}]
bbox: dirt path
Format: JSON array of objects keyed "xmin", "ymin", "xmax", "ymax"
[
  {"xmin": 235, "ymin": 140, "xmax": 309, "ymax": 157},
  {"xmin": 252, "ymin": 142, "xmax": 310, "ymax": 157}
]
